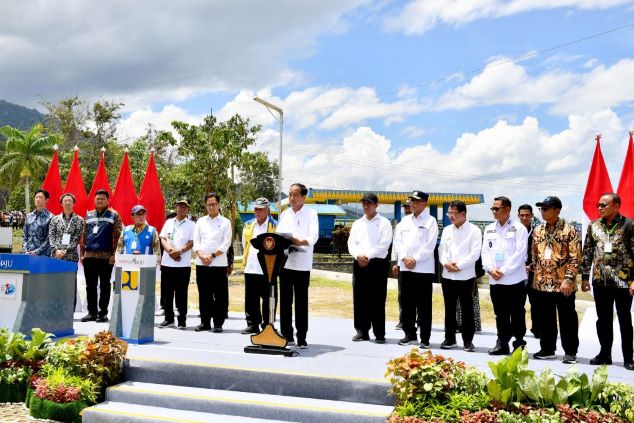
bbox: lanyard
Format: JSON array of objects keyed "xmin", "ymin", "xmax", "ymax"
[
  {"xmin": 62, "ymin": 213, "xmax": 74, "ymax": 233},
  {"xmin": 544, "ymin": 219, "xmax": 563, "ymax": 246},
  {"xmin": 603, "ymin": 219, "xmax": 619, "ymax": 237},
  {"xmin": 170, "ymin": 218, "xmax": 187, "ymax": 240}
]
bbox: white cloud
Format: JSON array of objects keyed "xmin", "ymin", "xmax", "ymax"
[
  {"xmin": 435, "ymin": 58, "xmax": 634, "ymax": 116},
  {"xmin": 0, "ymin": 0, "xmax": 369, "ymax": 108},
  {"xmin": 384, "ymin": 0, "xmax": 634, "ymax": 34},
  {"xmin": 118, "ymin": 105, "xmax": 204, "ymax": 141},
  {"xmin": 401, "ymin": 125, "xmax": 427, "ymax": 138}
]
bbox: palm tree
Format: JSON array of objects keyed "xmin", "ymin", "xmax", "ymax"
[{"xmin": 0, "ymin": 124, "xmax": 59, "ymax": 211}]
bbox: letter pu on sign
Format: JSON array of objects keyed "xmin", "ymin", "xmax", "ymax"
[{"xmin": 121, "ymin": 270, "xmax": 140, "ymax": 291}]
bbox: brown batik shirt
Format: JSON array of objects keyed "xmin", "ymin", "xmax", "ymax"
[{"xmin": 531, "ymin": 218, "xmax": 581, "ymax": 293}]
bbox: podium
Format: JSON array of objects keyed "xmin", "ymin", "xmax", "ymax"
[
  {"xmin": 0, "ymin": 254, "xmax": 76, "ymax": 337},
  {"xmin": 110, "ymin": 254, "xmax": 156, "ymax": 344}
]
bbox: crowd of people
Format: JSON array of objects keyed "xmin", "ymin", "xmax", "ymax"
[
  {"xmin": 17, "ymin": 184, "xmax": 634, "ymax": 369},
  {"xmin": 1, "ymin": 210, "xmax": 25, "ymax": 229}
]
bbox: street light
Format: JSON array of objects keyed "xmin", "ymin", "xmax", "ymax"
[{"xmin": 254, "ymin": 96, "xmax": 284, "ymax": 212}]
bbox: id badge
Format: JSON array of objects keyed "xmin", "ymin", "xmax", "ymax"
[
  {"xmin": 495, "ymin": 250, "xmax": 504, "ymax": 261},
  {"xmin": 131, "ymin": 241, "xmax": 137, "ymax": 250},
  {"xmin": 92, "ymin": 226, "xmax": 98, "ymax": 234},
  {"xmin": 62, "ymin": 233, "xmax": 71, "ymax": 245},
  {"xmin": 604, "ymin": 242, "xmax": 613, "ymax": 253},
  {"xmin": 544, "ymin": 246, "xmax": 552, "ymax": 260}
]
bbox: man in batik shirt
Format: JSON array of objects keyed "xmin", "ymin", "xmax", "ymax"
[
  {"xmin": 23, "ymin": 189, "xmax": 53, "ymax": 256},
  {"xmin": 581, "ymin": 193, "xmax": 634, "ymax": 371},
  {"xmin": 530, "ymin": 196, "xmax": 581, "ymax": 364}
]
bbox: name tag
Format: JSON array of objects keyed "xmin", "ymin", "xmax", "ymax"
[
  {"xmin": 495, "ymin": 250, "xmax": 504, "ymax": 261},
  {"xmin": 131, "ymin": 241, "xmax": 137, "ymax": 250},
  {"xmin": 544, "ymin": 246, "xmax": 552, "ymax": 260},
  {"xmin": 62, "ymin": 233, "xmax": 71, "ymax": 245},
  {"xmin": 93, "ymin": 226, "xmax": 98, "ymax": 234},
  {"xmin": 604, "ymin": 242, "xmax": 613, "ymax": 253}
]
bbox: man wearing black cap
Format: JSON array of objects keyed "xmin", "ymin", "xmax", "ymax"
[
  {"xmin": 347, "ymin": 193, "xmax": 393, "ymax": 343},
  {"xmin": 158, "ymin": 198, "xmax": 195, "ymax": 329},
  {"xmin": 393, "ymin": 190, "xmax": 439, "ymax": 348},
  {"xmin": 481, "ymin": 196, "xmax": 528, "ymax": 355},
  {"xmin": 392, "ymin": 198, "xmax": 412, "ymax": 330},
  {"xmin": 241, "ymin": 198, "xmax": 277, "ymax": 334},
  {"xmin": 530, "ymin": 196, "xmax": 581, "ymax": 364},
  {"xmin": 581, "ymin": 193, "xmax": 634, "ymax": 370},
  {"xmin": 80, "ymin": 189, "xmax": 123, "ymax": 323}
]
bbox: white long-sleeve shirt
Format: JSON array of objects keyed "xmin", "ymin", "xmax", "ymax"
[
  {"xmin": 347, "ymin": 213, "xmax": 393, "ymax": 260},
  {"xmin": 439, "ymin": 220, "xmax": 482, "ymax": 280},
  {"xmin": 276, "ymin": 205, "xmax": 319, "ymax": 271},
  {"xmin": 393, "ymin": 211, "xmax": 439, "ymax": 274},
  {"xmin": 159, "ymin": 217, "xmax": 196, "ymax": 268},
  {"xmin": 481, "ymin": 218, "xmax": 528, "ymax": 285},
  {"xmin": 193, "ymin": 214, "xmax": 232, "ymax": 267}
]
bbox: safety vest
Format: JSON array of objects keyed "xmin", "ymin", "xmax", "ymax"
[
  {"xmin": 122, "ymin": 224, "xmax": 156, "ymax": 255},
  {"xmin": 242, "ymin": 216, "xmax": 277, "ymax": 265},
  {"xmin": 85, "ymin": 208, "xmax": 118, "ymax": 252}
]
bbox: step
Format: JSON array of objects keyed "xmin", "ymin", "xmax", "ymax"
[
  {"xmin": 124, "ymin": 358, "xmax": 392, "ymax": 406},
  {"xmin": 102, "ymin": 381, "xmax": 393, "ymax": 423},
  {"xmin": 82, "ymin": 401, "xmax": 292, "ymax": 423}
]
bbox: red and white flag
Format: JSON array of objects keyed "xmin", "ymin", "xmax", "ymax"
[
  {"xmin": 111, "ymin": 150, "xmax": 138, "ymax": 226},
  {"xmin": 582, "ymin": 134, "xmax": 613, "ymax": 243},
  {"xmin": 617, "ymin": 130, "xmax": 634, "ymax": 218},
  {"xmin": 41, "ymin": 145, "xmax": 63, "ymax": 215}
]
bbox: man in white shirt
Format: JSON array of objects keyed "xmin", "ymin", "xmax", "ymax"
[
  {"xmin": 481, "ymin": 196, "xmax": 529, "ymax": 355},
  {"xmin": 347, "ymin": 193, "xmax": 393, "ymax": 344},
  {"xmin": 241, "ymin": 198, "xmax": 277, "ymax": 334},
  {"xmin": 158, "ymin": 198, "xmax": 195, "ymax": 329},
  {"xmin": 275, "ymin": 183, "xmax": 319, "ymax": 349},
  {"xmin": 393, "ymin": 190, "xmax": 439, "ymax": 348},
  {"xmin": 438, "ymin": 200, "xmax": 482, "ymax": 352},
  {"xmin": 392, "ymin": 199, "xmax": 412, "ymax": 331},
  {"xmin": 193, "ymin": 193, "xmax": 233, "ymax": 332}
]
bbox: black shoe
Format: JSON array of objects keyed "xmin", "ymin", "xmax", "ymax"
[
  {"xmin": 512, "ymin": 339, "xmax": 527, "ymax": 350},
  {"xmin": 96, "ymin": 315, "xmax": 109, "ymax": 323},
  {"xmin": 398, "ymin": 335, "xmax": 417, "ymax": 346},
  {"xmin": 195, "ymin": 324, "xmax": 211, "ymax": 332},
  {"xmin": 488, "ymin": 342, "xmax": 510, "ymax": 355},
  {"xmin": 298, "ymin": 339, "xmax": 308, "ymax": 349},
  {"xmin": 159, "ymin": 320, "xmax": 175, "ymax": 328},
  {"xmin": 285, "ymin": 336, "xmax": 295, "ymax": 345},
  {"xmin": 440, "ymin": 340, "xmax": 458, "ymax": 350},
  {"xmin": 625, "ymin": 362, "xmax": 634, "ymax": 371},
  {"xmin": 212, "ymin": 327, "xmax": 223, "ymax": 333},
  {"xmin": 352, "ymin": 331, "xmax": 370, "ymax": 342},
  {"xmin": 419, "ymin": 340, "xmax": 431, "ymax": 349},
  {"xmin": 395, "ymin": 322, "xmax": 403, "ymax": 330},
  {"xmin": 533, "ymin": 350, "xmax": 556, "ymax": 360},
  {"xmin": 241, "ymin": 326, "xmax": 259, "ymax": 335},
  {"xmin": 374, "ymin": 337, "xmax": 386, "ymax": 344},
  {"xmin": 464, "ymin": 342, "xmax": 476, "ymax": 352},
  {"xmin": 562, "ymin": 354, "xmax": 576, "ymax": 364},
  {"xmin": 589, "ymin": 355, "xmax": 612, "ymax": 365},
  {"xmin": 81, "ymin": 313, "xmax": 97, "ymax": 322},
  {"xmin": 177, "ymin": 322, "xmax": 186, "ymax": 330}
]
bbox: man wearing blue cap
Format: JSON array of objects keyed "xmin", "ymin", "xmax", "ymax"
[
  {"xmin": 393, "ymin": 190, "xmax": 439, "ymax": 348},
  {"xmin": 118, "ymin": 205, "xmax": 160, "ymax": 259}
]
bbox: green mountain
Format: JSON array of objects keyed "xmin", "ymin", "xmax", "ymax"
[{"xmin": 0, "ymin": 99, "xmax": 44, "ymax": 130}]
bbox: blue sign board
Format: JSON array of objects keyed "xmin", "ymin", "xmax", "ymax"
[{"xmin": 0, "ymin": 254, "xmax": 77, "ymax": 274}]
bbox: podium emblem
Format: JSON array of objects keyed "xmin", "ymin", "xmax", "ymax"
[
  {"xmin": 1, "ymin": 281, "xmax": 16, "ymax": 298},
  {"xmin": 121, "ymin": 270, "xmax": 140, "ymax": 291}
]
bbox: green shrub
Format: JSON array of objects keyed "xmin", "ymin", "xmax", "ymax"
[
  {"xmin": 597, "ymin": 382, "xmax": 634, "ymax": 422},
  {"xmin": 0, "ymin": 380, "xmax": 27, "ymax": 402},
  {"xmin": 37, "ymin": 365, "xmax": 98, "ymax": 404},
  {"xmin": 497, "ymin": 409, "xmax": 562, "ymax": 422},
  {"xmin": 487, "ymin": 347, "xmax": 534, "ymax": 405},
  {"xmin": 29, "ymin": 395, "xmax": 87, "ymax": 423}
]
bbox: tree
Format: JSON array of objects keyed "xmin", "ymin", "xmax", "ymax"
[{"xmin": 0, "ymin": 124, "xmax": 59, "ymax": 211}]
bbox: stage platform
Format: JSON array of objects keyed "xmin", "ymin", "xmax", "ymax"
[{"xmin": 76, "ymin": 311, "xmax": 632, "ymax": 422}]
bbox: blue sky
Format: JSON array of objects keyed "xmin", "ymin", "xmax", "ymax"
[{"xmin": 3, "ymin": 0, "xmax": 634, "ymax": 219}]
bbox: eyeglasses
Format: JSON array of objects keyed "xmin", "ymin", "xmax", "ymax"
[
  {"xmin": 596, "ymin": 203, "xmax": 609, "ymax": 208},
  {"xmin": 490, "ymin": 207, "xmax": 506, "ymax": 212}
]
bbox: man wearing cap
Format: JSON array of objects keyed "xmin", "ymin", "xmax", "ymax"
[
  {"xmin": 530, "ymin": 196, "xmax": 581, "ymax": 364},
  {"xmin": 392, "ymin": 198, "xmax": 412, "ymax": 330},
  {"xmin": 157, "ymin": 199, "xmax": 195, "ymax": 329},
  {"xmin": 347, "ymin": 193, "xmax": 393, "ymax": 343},
  {"xmin": 581, "ymin": 193, "xmax": 634, "ymax": 370},
  {"xmin": 481, "ymin": 196, "xmax": 528, "ymax": 355},
  {"xmin": 438, "ymin": 200, "xmax": 482, "ymax": 352},
  {"xmin": 241, "ymin": 198, "xmax": 277, "ymax": 334},
  {"xmin": 393, "ymin": 190, "xmax": 439, "ymax": 348},
  {"xmin": 193, "ymin": 192, "xmax": 233, "ymax": 332},
  {"xmin": 80, "ymin": 189, "xmax": 123, "ymax": 323},
  {"xmin": 275, "ymin": 183, "xmax": 319, "ymax": 348},
  {"xmin": 23, "ymin": 189, "xmax": 53, "ymax": 256},
  {"xmin": 118, "ymin": 205, "xmax": 160, "ymax": 259}
]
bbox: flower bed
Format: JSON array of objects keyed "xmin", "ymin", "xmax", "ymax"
[{"xmin": 386, "ymin": 348, "xmax": 634, "ymax": 422}]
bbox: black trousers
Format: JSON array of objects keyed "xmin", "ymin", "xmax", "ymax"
[
  {"xmin": 527, "ymin": 278, "xmax": 543, "ymax": 337},
  {"xmin": 280, "ymin": 269, "xmax": 310, "ymax": 341},
  {"xmin": 594, "ymin": 284, "xmax": 634, "ymax": 362},
  {"xmin": 161, "ymin": 265, "xmax": 191, "ymax": 324},
  {"xmin": 83, "ymin": 257, "xmax": 113, "ymax": 317},
  {"xmin": 490, "ymin": 280, "xmax": 527, "ymax": 344},
  {"xmin": 245, "ymin": 273, "xmax": 277, "ymax": 328},
  {"xmin": 196, "ymin": 266, "xmax": 228, "ymax": 328},
  {"xmin": 535, "ymin": 290, "xmax": 579, "ymax": 355},
  {"xmin": 442, "ymin": 278, "xmax": 475, "ymax": 343},
  {"xmin": 352, "ymin": 258, "xmax": 389, "ymax": 338},
  {"xmin": 401, "ymin": 271, "xmax": 434, "ymax": 341}
]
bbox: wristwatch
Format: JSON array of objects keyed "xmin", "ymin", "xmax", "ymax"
[{"xmin": 212, "ymin": 253, "xmax": 217, "ymax": 258}]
